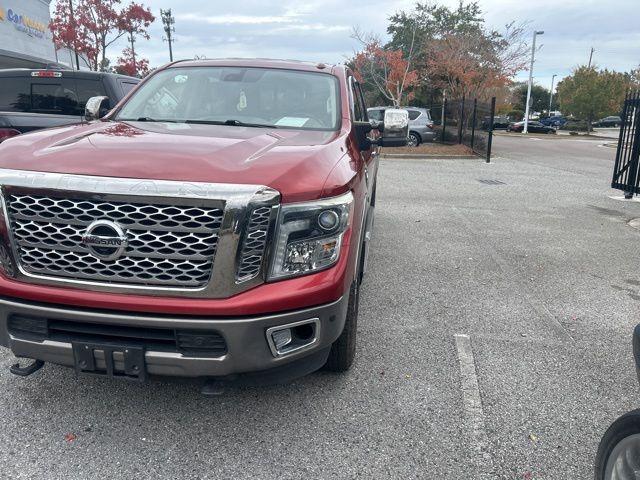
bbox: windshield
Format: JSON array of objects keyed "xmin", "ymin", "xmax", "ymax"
[{"xmin": 116, "ymin": 67, "xmax": 340, "ymax": 131}]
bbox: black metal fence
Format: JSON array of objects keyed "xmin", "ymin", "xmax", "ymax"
[
  {"xmin": 433, "ymin": 96, "xmax": 496, "ymax": 162},
  {"xmin": 612, "ymin": 90, "xmax": 640, "ymax": 198}
]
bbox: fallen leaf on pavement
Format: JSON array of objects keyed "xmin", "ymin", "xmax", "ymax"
[{"xmin": 64, "ymin": 433, "xmax": 77, "ymax": 442}]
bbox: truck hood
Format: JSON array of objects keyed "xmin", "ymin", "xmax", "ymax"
[{"xmin": 0, "ymin": 121, "xmax": 350, "ymax": 202}]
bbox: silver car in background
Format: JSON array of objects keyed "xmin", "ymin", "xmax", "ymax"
[{"xmin": 368, "ymin": 106, "xmax": 435, "ymax": 147}]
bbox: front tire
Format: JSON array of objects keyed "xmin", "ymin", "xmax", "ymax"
[
  {"xmin": 324, "ymin": 281, "xmax": 359, "ymax": 372},
  {"xmin": 595, "ymin": 409, "xmax": 640, "ymax": 479}
]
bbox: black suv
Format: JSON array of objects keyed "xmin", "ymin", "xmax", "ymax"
[{"xmin": 0, "ymin": 69, "xmax": 139, "ymax": 142}]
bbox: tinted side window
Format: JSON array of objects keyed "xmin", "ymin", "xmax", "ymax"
[
  {"xmin": 31, "ymin": 82, "xmax": 78, "ymax": 115},
  {"xmin": 75, "ymin": 79, "xmax": 107, "ymax": 112},
  {"xmin": 121, "ymin": 81, "xmax": 138, "ymax": 95},
  {"xmin": 0, "ymin": 77, "xmax": 30, "ymax": 112},
  {"xmin": 408, "ymin": 110, "xmax": 421, "ymax": 121}
]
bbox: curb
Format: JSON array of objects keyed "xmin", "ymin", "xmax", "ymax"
[{"xmin": 381, "ymin": 154, "xmax": 479, "ymax": 160}]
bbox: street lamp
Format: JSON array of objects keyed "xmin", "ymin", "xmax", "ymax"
[
  {"xmin": 548, "ymin": 74, "xmax": 557, "ymax": 116},
  {"xmin": 524, "ymin": 30, "xmax": 544, "ymax": 134}
]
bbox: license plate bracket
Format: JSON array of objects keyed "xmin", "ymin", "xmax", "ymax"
[{"xmin": 72, "ymin": 342, "xmax": 146, "ymax": 382}]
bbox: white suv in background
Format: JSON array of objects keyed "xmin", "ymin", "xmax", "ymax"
[{"xmin": 368, "ymin": 106, "xmax": 435, "ymax": 147}]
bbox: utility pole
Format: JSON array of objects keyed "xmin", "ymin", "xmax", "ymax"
[
  {"xmin": 68, "ymin": 0, "xmax": 80, "ymax": 70},
  {"xmin": 161, "ymin": 9, "xmax": 175, "ymax": 62},
  {"xmin": 548, "ymin": 74, "xmax": 557, "ymax": 115},
  {"xmin": 588, "ymin": 47, "xmax": 595, "ymax": 68},
  {"xmin": 524, "ymin": 30, "xmax": 544, "ymax": 134}
]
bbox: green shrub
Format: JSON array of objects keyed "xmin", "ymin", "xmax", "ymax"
[
  {"xmin": 507, "ymin": 110, "xmax": 524, "ymax": 121},
  {"xmin": 560, "ymin": 120, "xmax": 589, "ymax": 132}
]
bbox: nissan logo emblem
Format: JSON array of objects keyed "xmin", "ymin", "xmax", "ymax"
[{"xmin": 81, "ymin": 220, "xmax": 128, "ymax": 261}]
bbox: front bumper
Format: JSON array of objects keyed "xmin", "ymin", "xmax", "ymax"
[{"xmin": 0, "ymin": 294, "xmax": 349, "ymax": 379}]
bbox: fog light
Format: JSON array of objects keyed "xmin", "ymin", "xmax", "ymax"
[
  {"xmin": 271, "ymin": 328, "xmax": 292, "ymax": 350},
  {"xmin": 318, "ymin": 209, "xmax": 340, "ymax": 231}
]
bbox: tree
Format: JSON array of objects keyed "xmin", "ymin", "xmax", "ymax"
[
  {"xmin": 115, "ymin": 47, "xmax": 149, "ymax": 77},
  {"xmin": 74, "ymin": 0, "xmax": 126, "ymax": 71},
  {"xmin": 510, "ymin": 82, "xmax": 552, "ymax": 114},
  {"xmin": 119, "ymin": 2, "xmax": 155, "ymax": 74},
  {"xmin": 50, "ymin": 0, "xmax": 154, "ymax": 72},
  {"xmin": 629, "ymin": 65, "xmax": 640, "ymax": 89},
  {"xmin": 424, "ymin": 23, "xmax": 528, "ymax": 100},
  {"xmin": 351, "ymin": 30, "xmax": 419, "ymax": 107},
  {"xmin": 383, "ymin": 1, "xmax": 528, "ymax": 104},
  {"xmin": 49, "ymin": 0, "xmax": 97, "ymax": 69},
  {"xmin": 556, "ymin": 66, "xmax": 629, "ymax": 131}
]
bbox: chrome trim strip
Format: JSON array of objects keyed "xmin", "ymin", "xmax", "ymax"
[{"xmin": 0, "ymin": 169, "xmax": 280, "ymax": 298}]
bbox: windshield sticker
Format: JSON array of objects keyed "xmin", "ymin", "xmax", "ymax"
[{"xmin": 275, "ymin": 117, "xmax": 309, "ymax": 127}]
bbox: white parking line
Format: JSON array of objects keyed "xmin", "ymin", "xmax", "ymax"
[{"xmin": 454, "ymin": 334, "xmax": 495, "ymax": 475}]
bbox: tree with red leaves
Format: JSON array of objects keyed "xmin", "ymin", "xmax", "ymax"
[
  {"xmin": 118, "ymin": 2, "xmax": 155, "ymax": 75},
  {"xmin": 49, "ymin": 0, "xmax": 155, "ymax": 72},
  {"xmin": 351, "ymin": 29, "xmax": 419, "ymax": 107},
  {"xmin": 424, "ymin": 23, "xmax": 528, "ymax": 100},
  {"xmin": 49, "ymin": 0, "xmax": 96, "ymax": 69},
  {"xmin": 115, "ymin": 47, "xmax": 150, "ymax": 77}
]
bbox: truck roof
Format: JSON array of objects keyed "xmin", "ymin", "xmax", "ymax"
[{"xmin": 164, "ymin": 58, "xmax": 340, "ymax": 74}]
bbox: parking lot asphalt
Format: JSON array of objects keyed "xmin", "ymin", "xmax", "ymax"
[{"xmin": 1, "ymin": 134, "xmax": 639, "ymax": 479}]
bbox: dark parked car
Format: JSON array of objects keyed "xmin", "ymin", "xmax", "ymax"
[
  {"xmin": 506, "ymin": 121, "xmax": 556, "ymax": 134},
  {"xmin": 540, "ymin": 115, "xmax": 567, "ymax": 127},
  {"xmin": 593, "ymin": 116, "xmax": 622, "ymax": 128},
  {"xmin": 482, "ymin": 115, "xmax": 510, "ymax": 130},
  {"xmin": 0, "ymin": 68, "xmax": 139, "ymax": 142}
]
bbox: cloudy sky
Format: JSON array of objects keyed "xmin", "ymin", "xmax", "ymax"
[{"xmin": 103, "ymin": 0, "xmax": 638, "ymax": 92}]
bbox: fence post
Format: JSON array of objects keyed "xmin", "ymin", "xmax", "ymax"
[
  {"xmin": 486, "ymin": 96, "xmax": 496, "ymax": 163},
  {"xmin": 457, "ymin": 95, "xmax": 465, "ymax": 144},
  {"xmin": 470, "ymin": 98, "xmax": 478, "ymax": 152},
  {"xmin": 441, "ymin": 99, "xmax": 447, "ymax": 143}
]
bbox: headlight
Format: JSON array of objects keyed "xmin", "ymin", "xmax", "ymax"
[{"xmin": 268, "ymin": 191, "xmax": 353, "ymax": 280}]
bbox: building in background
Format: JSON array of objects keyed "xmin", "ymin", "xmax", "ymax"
[
  {"xmin": 0, "ymin": 0, "xmax": 89, "ymax": 69},
  {"xmin": 0, "ymin": 0, "xmax": 57, "ymax": 68}
]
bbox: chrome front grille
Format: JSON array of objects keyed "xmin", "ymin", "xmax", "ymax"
[
  {"xmin": 6, "ymin": 194, "xmax": 223, "ymax": 288},
  {"xmin": 236, "ymin": 206, "xmax": 272, "ymax": 282}
]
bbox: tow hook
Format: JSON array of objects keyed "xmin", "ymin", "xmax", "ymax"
[{"xmin": 10, "ymin": 358, "xmax": 45, "ymax": 377}]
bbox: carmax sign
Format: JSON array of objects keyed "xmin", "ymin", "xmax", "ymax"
[{"xmin": 6, "ymin": 7, "xmax": 47, "ymax": 38}]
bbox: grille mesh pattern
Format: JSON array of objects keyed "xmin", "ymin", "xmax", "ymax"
[
  {"xmin": 7, "ymin": 194, "xmax": 223, "ymax": 288},
  {"xmin": 236, "ymin": 206, "xmax": 271, "ymax": 282}
]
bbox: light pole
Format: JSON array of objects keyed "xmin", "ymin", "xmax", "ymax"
[
  {"xmin": 548, "ymin": 74, "xmax": 557, "ymax": 115},
  {"xmin": 524, "ymin": 30, "xmax": 544, "ymax": 134}
]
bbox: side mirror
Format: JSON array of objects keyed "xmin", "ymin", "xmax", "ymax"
[
  {"xmin": 378, "ymin": 109, "xmax": 409, "ymax": 147},
  {"xmin": 85, "ymin": 96, "xmax": 110, "ymax": 121}
]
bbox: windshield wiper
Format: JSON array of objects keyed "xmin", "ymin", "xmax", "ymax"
[
  {"xmin": 120, "ymin": 117, "xmax": 178, "ymax": 123},
  {"xmin": 185, "ymin": 119, "xmax": 277, "ymax": 128}
]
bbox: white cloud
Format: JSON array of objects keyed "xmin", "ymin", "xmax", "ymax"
[{"xmin": 176, "ymin": 13, "xmax": 301, "ymax": 25}]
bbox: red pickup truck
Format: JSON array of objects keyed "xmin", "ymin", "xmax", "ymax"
[{"xmin": 0, "ymin": 59, "xmax": 408, "ymax": 388}]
